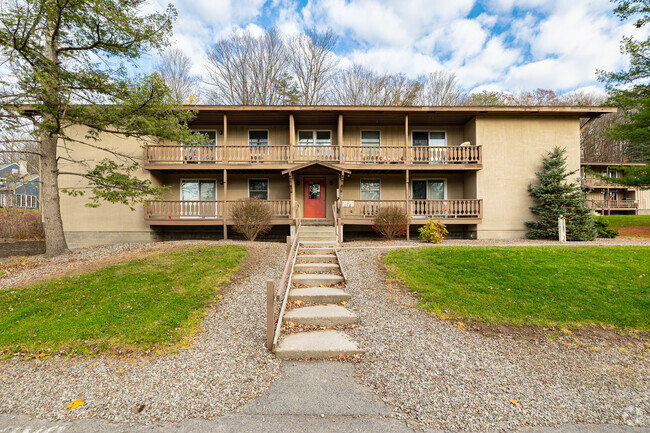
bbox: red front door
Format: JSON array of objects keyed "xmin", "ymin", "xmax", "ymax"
[{"xmin": 304, "ymin": 178, "xmax": 326, "ymax": 218}]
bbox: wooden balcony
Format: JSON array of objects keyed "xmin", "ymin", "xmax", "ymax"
[
  {"xmin": 340, "ymin": 199, "xmax": 482, "ymax": 224},
  {"xmin": 145, "ymin": 199, "xmax": 292, "ymax": 225},
  {"xmin": 581, "ymin": 177, "xmax": 629, "ymax": 189},
  {"xmin": 586, "ymin": 199, "xmax": 638, "ymax": 210},
  {"xmin": 144, "ymin": 145, "xmax": 482, "ymax": 169}
]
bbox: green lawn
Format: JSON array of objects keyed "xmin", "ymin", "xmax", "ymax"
[
  {"xmin": 0, "ymin": 245, "xmax": 246, "ymax": 355},
  {"xmin": 385, "ymin": 246, "xmax": 650, "ymax": 330},
  {"xmin": 597, "ymin": 215, "xmax": 650, "ymax": 228}
]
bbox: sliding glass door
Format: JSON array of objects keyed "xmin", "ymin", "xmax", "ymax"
[
  {"xmin": 412, "ymin": 180, "xmax": 445, "ymax": 217},
  {"xmin": 181, "ymin": 180, "xmax": 216, "ymax": 217}
]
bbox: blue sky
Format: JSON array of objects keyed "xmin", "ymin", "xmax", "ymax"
[{"xmin": 144, "ymin": 0, "xmax": 649, "ymax": 95}]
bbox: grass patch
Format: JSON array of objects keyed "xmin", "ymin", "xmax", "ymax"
[
  {"xmin": 385, "ymin": 246, "xmax": 650, "ymax": 331},
  {"xmin": 0, "ymin": 245, "xmax": 246, "ymax": 355},
  {"xmin": 598, "ymin": 215, "xmax": 650, "ymax": 228}
]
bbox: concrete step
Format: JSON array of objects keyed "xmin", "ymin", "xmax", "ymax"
[
  {"xmin": 289, "ymin": 287, "xmax": 351, "ymax": 303},
  {"xmin": 294, "ymin": 263, "xmax": 340, "ymax": 273},
  {"xmin": 292, "ymin": 273, "xmax": 344, "ymax": 286},
  {"xmin": 275, "ymin": 330, "xmax": 364, "ymax": 360},
  {"xmin": 300, "ymin": 225, "xmax": 336, "ymax": 233},
  {"xmin": 301, "ymin": 241, "xmax": 339, "ymax": 248},
  {"xmin": 300, "ymin": 234, "xmax": 338, "ymax": 242},
  {"xmin": 296, "ymin": 254, "xmax": 338, "ymax": 263},
  {"xmin": 284, "ymin": 304, "xmax": 356, "ymax": 326},
  {"xmin": 299, "ymin": 247, "xmax": 336, "ymax": 255}
]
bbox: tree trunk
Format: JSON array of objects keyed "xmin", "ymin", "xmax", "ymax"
[
  {"xmin": 40, "ymin": 132, "xmax": 69, "ymax": 256},
  {"xmin": 38, "ymin": 13, "xmax": 69, "ymax": 256}
]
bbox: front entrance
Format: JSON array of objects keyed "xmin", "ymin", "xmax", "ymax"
[{"xmin": 304, "ymin": 178, "xmax": 326, "ymax": 218}]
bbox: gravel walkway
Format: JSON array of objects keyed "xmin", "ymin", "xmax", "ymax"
[
  {"xmin": 0, "ymin": 241, "xmax": 283, "ymax": 424},
  {"xmin": 338, "ymin": 247, "xmax": 650, "ymax": 433}
]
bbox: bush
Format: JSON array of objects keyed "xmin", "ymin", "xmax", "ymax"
[
  {"xmin": 372, "ymin": 206, "xmax": 408, "ymax": 240},
  {"xmin": 230, "ymin": 198, "xmax": 273, "ymax": 241},
  {"xmin": 593, "ymin": 217, "xmax": 619, "ymax": 238},
  {"xmin": 0, "ymin": 209, "xmax": 44, "ymax": 240},
  {"xmin": 418, "ymin": 220, "xmax": 448, "ymax": 243}
]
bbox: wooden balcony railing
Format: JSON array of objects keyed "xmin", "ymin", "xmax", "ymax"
[
  {"xmin": 146, "ymin": 145, "xmax": 224, "ymax": 164},
  {"xmin": 342, "ymin": 146, "xmax": 405, "ymax": 164},
  {"xmin": 341, "ymin": 199, "xmax": 482, "ymax": 219},
  {"xmin": 227, "ymin": 146, "xmax": 291, "ymax": 163},
  {"xmin": 410, "ymin": 145, "xmax": 481, "ymax": 164},
  {"xmin": 145, "ymin": 145, "xmax": 482, "ymax": 166},
  {"xmin": 586, "ymin": 199, "xmax": 638, "ymax": 209},
  {"xmin": 293, "ymin": 145, "xmax": 340, "ymax": 162},
  {"xmin": 145, "ymin": 199, "xmax": 292, "ymax": 221},
  {"xmin": 581, "ymin": 177, "xmax": 625, "ymax": 188}
]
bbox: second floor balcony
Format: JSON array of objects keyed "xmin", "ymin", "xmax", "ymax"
[{"xmin": 144, "ymin": 144, "xmax": 482, "ymax": 169}]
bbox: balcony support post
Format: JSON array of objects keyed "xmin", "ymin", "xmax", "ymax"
[
  {"xmin": 223, "ymin": 113, "xmax": 228, "ymax": 163},
  {"xmin": 289, "ymin": 113, "xmax": 295, "ymax": 163},
  {"xmin": 404, "ymin": 114, "xmax": 409, "ymax": 164},
  {"xmin": 289, "ymin": 173, "xmax": 295, "ymax": 221},
  {"xmin": 405, "ymin": 169, "xmax": 410, "ymax": 240},
  {"xmin": 338, "ymin": 114, "xmax": 343, "ymax": 163},
  {"xmin": 223, "ymin": 169, "xmax": 228, "ymax": 239}
]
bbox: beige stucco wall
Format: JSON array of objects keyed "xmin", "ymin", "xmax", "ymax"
[
  {"xmin": 474, "ymin": 116, "xmax": 581, "ymax": 239},
  {"xmin": 58, "ymin": 125, "xmax": 156, "ymax": 247},
  {"xmin": 638, "ymin": 189, "xmax": 650, "ymax": 214}
]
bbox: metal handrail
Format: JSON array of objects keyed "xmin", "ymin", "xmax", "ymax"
[{"xmin": 272, "ymin": 219, "xmax": 301, "ymax": 351}]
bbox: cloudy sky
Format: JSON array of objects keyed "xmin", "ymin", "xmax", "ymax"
[{"xmin": 145, "ymin": 0, "xmax": 648, "ymax": 95}]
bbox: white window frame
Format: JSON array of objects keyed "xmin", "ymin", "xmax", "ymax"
[
  {"xmin": 411, "ymin": 130, "xmax": 447, "ymax": 147},
  {"xmin": 360, "ymin": 178, "xmax": 381, "ymax": 201},
  {"xmin": 411, "ymin": 178, "xmax": 448, "ymax": 200},
  {"xmin": 179, "ymin": 178, "xmax": 218, "ymax": 201},
  {"xmin": 360, "ymin": 130, "xmax": 381, "ymax": 146},
  {"xmin": 297, "ymin": 130, "xmax": 332, "ymax": 146},
  {"xmin": 248, "ymin": 129, "xmax": 270, "ymax": 146},
  {"xmin": 179, "ymin": 178, "xmax": 218, "ymax": 219},
  {"xmin": 248, "ymin": 178, "xmax": 270, "ymax": 200},
  {"xmin": 182, "ymin": 130, "xmax": 218, "ymax": 163}
]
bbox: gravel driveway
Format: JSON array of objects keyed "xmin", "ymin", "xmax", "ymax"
[
  {"xmin": 338, "ymin": 247, "xmax": 650, "ymax": 433},
  {"xmin": 0, "ymin": 241, "xmax": 283, "ymax": 424}
]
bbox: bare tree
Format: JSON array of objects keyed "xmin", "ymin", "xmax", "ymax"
[
  {"xmin": 332, "ymin": 65, "xmax": 420, "ymax": 106},
  {"xmin": 205, "ymin": 29, "xmax": 288, "ymax": 105},
  {"xmin": 287, "ymin": 28, "xmax": 338, "ymax": 105},
  {"xmin": 581, "ymin": 112, "xmax": 628, "ymax": 163},
  {"xmin": 420, "ymin": 71, "xmax": 464, "ymax": 106},
  {"xmin": 558, "ymin": 90, "xmax": 606, "ymax": 107},
  {"xmin": 155, "ymin": 48, "xmax": 199, "ymax": 104}
]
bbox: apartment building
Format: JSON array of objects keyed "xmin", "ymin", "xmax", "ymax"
[
  {"xmin": 57, "ymin": 105, "xmax": 615, "ymax": 247},
  {"xmin": 580, "ymin": 161, "xmax": 650, "ymax": 215}
]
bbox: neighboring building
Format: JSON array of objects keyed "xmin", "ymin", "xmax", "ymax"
[
  {"xmin": 56, "ymin": 105, "xmax": 615, "ymax": 248},
  {"xmin": 580, "ymin": 162, "xmax": 650, "ymax": 215},
  {"xmin": 0, "ymin": 162, "xmax": 39, "ymax": 209}
]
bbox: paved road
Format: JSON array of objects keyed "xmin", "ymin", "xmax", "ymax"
[{"xmin": 0, "ymin": 361, "xmax": 648, "ymax": 433}]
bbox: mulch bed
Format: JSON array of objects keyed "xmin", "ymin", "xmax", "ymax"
[{"xmin": 617, "ymin": 226, "xmax": 650, "ymax": 237}]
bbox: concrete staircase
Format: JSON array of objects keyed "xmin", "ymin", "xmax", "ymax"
[{"xmin": 275, "ymin": 225, "xmax": 364, "ymax": 360}]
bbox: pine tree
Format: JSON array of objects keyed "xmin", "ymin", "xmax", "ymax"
[{"xmin": 526, "ymin": 147, "xmax": 596, "ymax": 241}]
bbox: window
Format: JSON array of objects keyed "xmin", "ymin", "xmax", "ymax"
[
  {"xmin": 249, "ymin": 130, "xmax": 269, "ymax": 146},
  {"xmin": 249, "ymin": 179, "xmax": 269, "ymax": 200},
  {"xmin": 360, "ymin": 179, "xmax": 381, "ymax": 200},
  {"xmin": 183, "ymin": 130, "xmax": 216, "ymax": 162},
  {"xmin": 604, "ymin": 190, "xmax": 618, "ymax": 201},
  {"xmin": 298, "ymin": 130, "xmax": 331, "ymax": 146},
  {"xmin": 181, "ymin": 180, "xmax": 216, "ymax": 201},
  {"xmin": 412, "ymin": 180, "xmax": 445, "ymax": 200},
  {"xmin": 361, "ymin": 131, "xmax": 380, "ymax": 147}
]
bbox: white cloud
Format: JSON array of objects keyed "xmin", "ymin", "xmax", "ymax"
[{"xmin": 136, "ymin": 0, "xmax": 649, "ymax": 96}]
